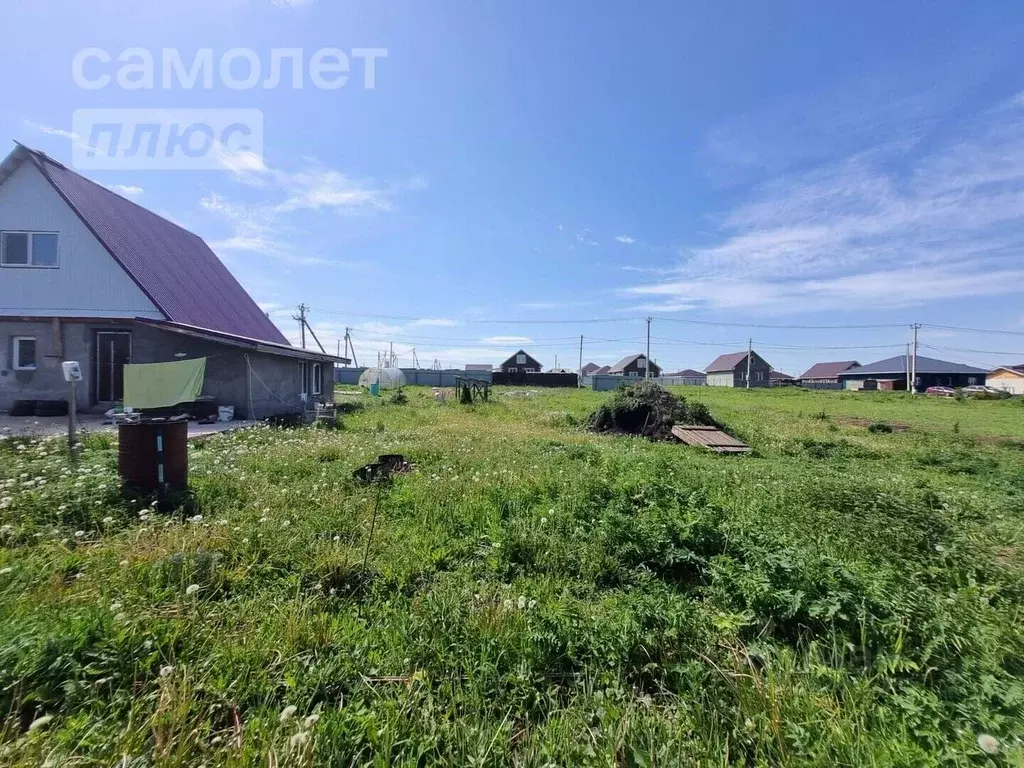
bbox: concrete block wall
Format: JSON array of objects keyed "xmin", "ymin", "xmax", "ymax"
[{"xmin": 0, "ymin": 319, "xmax": 332, "ymax": 418}]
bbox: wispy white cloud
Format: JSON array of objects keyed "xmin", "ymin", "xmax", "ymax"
[
  {"xmin": 626, "ymin": 89, "xmax": 1024, "ymax": 313},
  {"xmin": 480, "ymin": 335, "xmax": 532, "ymax": 345},
  {"xmin": 200, "ymin": 154, "xmax": 423, "ymax": 264},
  {"xmin": 614, "ymin": 235, "xmax": 635, "ymax": 244}
]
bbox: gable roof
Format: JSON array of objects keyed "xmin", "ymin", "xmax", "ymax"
[
  {"xmin": 499, "ymin": 349, "xmax": 542, "ymax": 368},
  {"xmin": 990, "ymin": 364, "xmax": 1024, "ymax": 376},
  {"xmin": 800, "ymin": 360, "xmax": 860, "ymax": 379},
  {"xmin": 609, "ymin": 353, "xmax": 659, "ymax": 373},
  {"xmin": 593, "ymin": 365, "xmax": 611, "ymax": 374},
  {"xmin": 581, "ymin": 362, "xmax": 600, "ymax": 375},
  {"xmin": 706, "ymin": 351, "xmax": 749, "ymax": 372},
  {"xmin": 5, "ymin": 144, "xmax": 288, "ymax": 345},
  {"xmin": 667, "ymin": 368, "xmax": 706, "ymax": 378},
  {"xmin": 838, "ymin": 355, "xmax": 987, "ymax": 377},
  {"xmin": 769, "ymin": 370, "xmax": 795, "ymax": 380}
]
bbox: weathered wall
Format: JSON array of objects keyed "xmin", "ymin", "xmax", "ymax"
[
  {"xmin": 706, "ymin": 372, "xmax": 735, "ymax": 388},
  {"xmin": 0, "ymin": 319, "xmax": 332, "ymax": 417}
]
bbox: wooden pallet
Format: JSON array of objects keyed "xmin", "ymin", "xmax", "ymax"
[{"xmin": 671, "ymin": 425, "xmax": 750, "ymax": 453}]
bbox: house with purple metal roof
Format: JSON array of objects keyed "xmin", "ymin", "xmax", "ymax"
[
  {"xmin": 0, "ymin": 143, "xmax": 345, "ymax": 417},
  {"xmin": 705, "ymin": 350, "xmax": 772, "ymax": 388}
]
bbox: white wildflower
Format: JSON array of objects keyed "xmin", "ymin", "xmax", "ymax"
[
  {"xmin": 303, "ymin": 713, "xmax": 319, "ymax": 728},
  {"xmin": 185, "ymin": 583, "xmax": 200, "ymax": 596},
  {"xmin": 977, "ymin": 734, "xmax": 1000, "ymax": 754},
  {"xmin": 290, "ymin": 731, "xmax": 310, "ymax": 749},
  {"xmin": 279, "ymin": 704, "xmax": 298, "ymax": 723},
  {"xmin": 159, "ymin": 665, "xmax": 175, "ymax": 677}
]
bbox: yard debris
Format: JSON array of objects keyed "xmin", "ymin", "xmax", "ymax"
[
  {"xmin": 353, "ymin": 454, "xmax": 413, "ymax": 484},
  {"xmin": 587, "ymin": 381, "xmax": 720, "ymax": 441}
]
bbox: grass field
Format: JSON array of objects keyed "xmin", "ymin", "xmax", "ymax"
[{"xmin": 1, "ymin": 385, "xmax": 1023, "ymax": 765}]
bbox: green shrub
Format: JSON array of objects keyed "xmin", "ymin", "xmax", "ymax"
[{"xmin": 867, "ymin": 422, "xmax": 893, "ymax": 433}]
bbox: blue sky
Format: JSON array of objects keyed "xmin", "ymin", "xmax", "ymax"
[{"xmin": 3, "ymin": 0, "xmax": 1024, "ymax": 374}]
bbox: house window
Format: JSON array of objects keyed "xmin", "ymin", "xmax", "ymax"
[
  {"xmin": 525, "ymin": 367, "xmax": 535, "ymax": 373},
  {"xmin": 968, "ymin": 377, "xmax": 977, "ymax": 386},
  {"xmin": 507, "ymin": 367, "xmax": 517, "ymax": 373},
  {"xmin": 516, "ymin": 354, "xmax": 526, "ymax": 364},
  {"xmin": 13, "ymin": 337, "xmax": 37, "ymax": 370},
  {"xmin": 1, "ymin": 232, "xmax": 58, "ymax": 267},
  {"xmin": 300, "ymin": 362, "xmax": 308, "ymax": 396},
  {"xmin": 312, "ymin": 363, "xmax": 322, "ymax": 395},
  {"xmin": 637, "ymin": 357, "xmax": 647, "ymax": 368}
]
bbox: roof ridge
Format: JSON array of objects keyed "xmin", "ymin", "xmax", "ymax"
[{"xmin": 23, "ymin": 145, "xmax": 202, "ymax": 241}]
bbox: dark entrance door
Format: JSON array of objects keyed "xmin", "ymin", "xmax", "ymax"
[{"xmin": 96, "ymin": 331, "xmax": 131, "ymax": 402}]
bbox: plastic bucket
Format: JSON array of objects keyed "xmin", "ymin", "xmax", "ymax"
[{"xmin": 217, "ymin": 405, "xmax": 235, "ymax": 422}]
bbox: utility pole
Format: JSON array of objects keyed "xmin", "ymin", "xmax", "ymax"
[
  {"xmin": 293, "ymin": 303, "xmax": 308, "ymax": 349},
  {"xmin": 389, "ymin": 341, "xmax": 394, "ymax": 367},
  {"xmin": 905, "ymin": 343, "xmax": 911, "ymax": 392},
  {"xmin": 911, "ymin": 323, "xmax": 920, "ymax": 394},
  {"xmin": 645, "ymin": 317, "xmax": 652, "ymax": 380},
  {"xmin": 578, "ymin": 334, "xmax": 583, "ymax": 387},
  {"xmin": 746, "ymin": 337, "xmax": 752, "ymax": 390},
  {"xmin": 343, "ymin": 327, "xmax": 358, "ymax": 367}
]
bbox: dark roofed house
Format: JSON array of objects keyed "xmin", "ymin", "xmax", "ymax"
[
  {"xmin": 799, "ymin": 360, "xmax": 860, "ymax": 390},
  {"xmin": 581, "ymin": 362, "xmax": 600, "ymax": 376},
  {"xmin": 593, "ymin": 365, "xmax": 611, "ymax": 375},
  {"xmin": 837, "ymin": 355, "xmax": 986, "ymax": 393},
  {"xmin": 609, "ymin": 353, "xmax": 661, "ymax": 378},
  {"xmin": 706, "ymin": 350, "xmax": 771, "ymax": 388},
  {"xmin": 498, "ymin": 349, "xmax": 542, "ymax": 373},
  {"xmin": 0, "ymin": 143, "xmax": 343, "ymax": 417}
]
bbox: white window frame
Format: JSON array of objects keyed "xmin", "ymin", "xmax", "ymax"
[
  {"xmin": 299, "ymin": 362, "xmax": 308, "ymax": 397},
  {"xmin": 1, "ymin": 231, "xmax": 59, "ymax": 268},
  {"xmin": 13, "ymin": 336, "xmax": 37, "ymax": 370},
  {"xmin": 637, "ymin": 357, "xmax": 647, "ymax": 368},
  {"xmin": 312, "ymin": 363, "xmax": 322, "ymax": 395},
  {"xmin": 516, "ymin": 353, "xmax": 526, "ymax": 364},
  {"xmin": 507, "ymin": 367, "xmax": 517, "ymax": 373},
  {"xmin": 524, "ymin": 367, "xmax": 535, "ymax": 373}
]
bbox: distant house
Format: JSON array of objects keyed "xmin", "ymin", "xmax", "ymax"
[
  {"xmin": 609, "ymin": 353, "xmax": 661, "ymax": 378},
  {"xmin": 799, "ymin": 360, "xmax": 860, "ymax": 390},
  {"xmin": 666, "ymin": 368, "xmax": 707, "ymax": 385},
  {"xmin": 581, "ymin": 362, "xmax": 600, "ymax": 375},
  {"xmin": 592, "ymin": 365, "xmax": 611, "ymax": 375},
  {"xmin": 837, "ymin": 355, "xmax": 987, "ymax": 392},
  {"xmin": 498, "ymin": 349, "xmax": 542, "ymax": 373},
  {"xmin": 0, "ymin": 143, "xmax": 342, "ymax": 417},
  {"xmin": 705, "ymin": 351, "xmax": 771, "ymax": 388},
  {"xmin": 547, "ymin": 367, "xmax": 575, "ymax": 374},
  {"xmin": 986, "ymin": 364, "xmax": 1024, "ymax": 395},
  {"xmin": 769, "ymin": 370, "xmax": 797, "ymax": 387}
]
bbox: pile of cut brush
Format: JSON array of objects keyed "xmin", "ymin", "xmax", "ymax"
[{"xmin": 588, "ymin": 380, "xmax": 719, "ymax": 440}]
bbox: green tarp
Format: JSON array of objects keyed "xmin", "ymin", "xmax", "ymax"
[{"xmin": 123, "ymin": 358, "xmax": 206, "ymax": 409}]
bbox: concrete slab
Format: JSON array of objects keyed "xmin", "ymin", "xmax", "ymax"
[{"xmin": 0, "ymin": 414, "xmax": 258, "ymax": 440}]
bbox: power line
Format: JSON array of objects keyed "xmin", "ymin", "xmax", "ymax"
[
  {"xmin": 653, "ymin": 316, "xmax": 908, "ymax": 330},
  {"xmin": 920, "ymin": 343, "xmax": 1024, "ymax": 357},
  {"xmin": 921, "ymin": 323, "xmax": 1024, "ymax": 337}
]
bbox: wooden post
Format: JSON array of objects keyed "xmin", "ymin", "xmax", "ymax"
[{"xmin": 67, "ymin": 379, "xmax": 77, "ymax": 461}]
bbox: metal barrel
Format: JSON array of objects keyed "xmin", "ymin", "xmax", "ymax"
[{"xmin": 117, "ymin": 421, "xmax": 188, "ymax": 491}]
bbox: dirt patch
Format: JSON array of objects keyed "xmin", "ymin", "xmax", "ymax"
[{"xmin": 588, "ymin": 381, "xmax": 720, "ymax": 441}]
